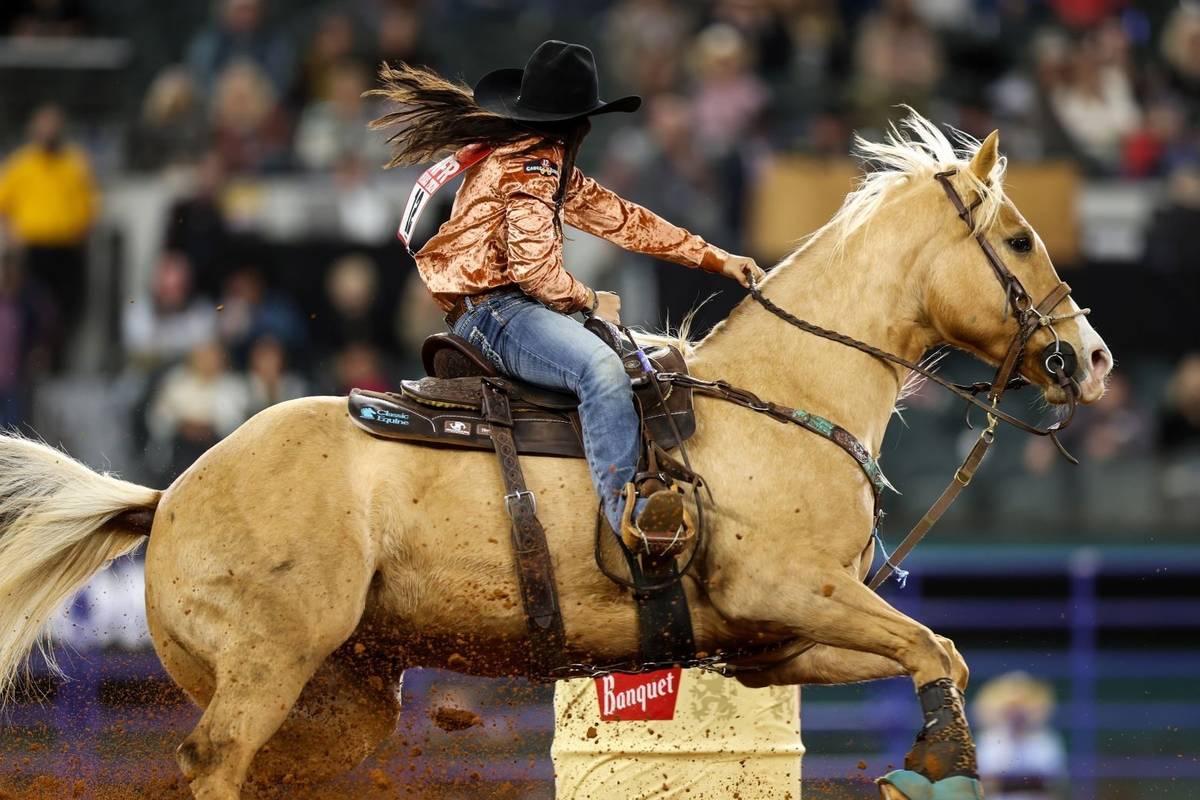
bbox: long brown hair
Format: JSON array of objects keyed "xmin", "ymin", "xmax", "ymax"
[{"xmin": 368, "ymin": 62, "xmax": 588, "ymax": 217}]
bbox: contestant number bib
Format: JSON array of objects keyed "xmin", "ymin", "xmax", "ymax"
[{"xmin": 397, "ymin": 144, "xmax": 493, "ymax": 252}]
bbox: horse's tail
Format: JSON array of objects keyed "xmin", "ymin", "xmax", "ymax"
[{"xmin": 0, "ymin": 433, "xmax": 159, "ymax": 702}]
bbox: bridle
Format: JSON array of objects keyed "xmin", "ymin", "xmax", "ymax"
[
  {"xmin": 753, "ymin": 170, "xmax": 1087, "ymax": 452},
  {"xmin": 931, "ymin": 167, "xmax": 1086, "ymax": 442}
]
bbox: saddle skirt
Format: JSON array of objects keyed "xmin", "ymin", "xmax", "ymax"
[{"xmin": 348, "ymin": 330, "xmax": 696, "ymax": 457}]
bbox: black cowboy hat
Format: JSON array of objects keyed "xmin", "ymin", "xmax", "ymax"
[{"xmin": 473, "ymin": 40, "xmax": 641, "ymax": 123}]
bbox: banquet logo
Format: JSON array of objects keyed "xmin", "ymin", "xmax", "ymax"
[{"xmin": 595, "ymin": 668, "xmax": 682, "ymax": 721}]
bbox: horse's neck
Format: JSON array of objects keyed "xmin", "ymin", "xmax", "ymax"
[{"xmin": 692, "ymin": 235, "xmax": 933, "ymax": 456}]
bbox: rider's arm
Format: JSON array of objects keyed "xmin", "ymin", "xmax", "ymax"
[
  {"xmin": 562, "ymin": 168, "xmax": 728, "ymax": 272},
  {"xmin": 504, "ymin": 191, "xmax": 593, "ymax": 313}
]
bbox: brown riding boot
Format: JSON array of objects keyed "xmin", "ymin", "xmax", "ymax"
[{"xmin": 619, "ymin": 483, "xmax": 695, "ymax": 556}]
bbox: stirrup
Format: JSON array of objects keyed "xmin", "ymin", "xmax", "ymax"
[{"xmin": 619, "ymin": 483, "xmax": 695, "ymax": 558}]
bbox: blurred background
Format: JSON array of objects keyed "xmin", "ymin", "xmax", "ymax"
[{"xmin": 0, "ymin": 0, "xmax": 1198, "ymax": 798}]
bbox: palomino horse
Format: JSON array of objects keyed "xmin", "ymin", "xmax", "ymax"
[{"xmin": 0, "ymin": 117, "xmax": 1111, "ymax": 799}]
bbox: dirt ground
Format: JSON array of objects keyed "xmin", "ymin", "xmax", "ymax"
[
  {"xmin": 0, "ymin": 699, "xmax": 557, "ymax": 800},
  {"xmin": 0, "ymin": 660, "xmax": 880, "ymax": 799}
]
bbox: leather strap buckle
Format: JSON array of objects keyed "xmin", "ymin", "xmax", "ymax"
[{"xmin": 504, "ymin": 489, "xmax": 537, "ymax": 517}]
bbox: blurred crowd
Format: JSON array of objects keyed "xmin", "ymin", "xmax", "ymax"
[
  {"xmin": 0, "ymin": 0, "xmax": 1198, "ymax": 516},
  {"xmin": 4, "ymin": 0, "xmax": 1200, "ymax": 175},
  {"xmin": 973, "ymin": 672, "xmax": 1068, "ymax": 799}
]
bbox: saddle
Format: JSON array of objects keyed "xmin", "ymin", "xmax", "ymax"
[
  {"xmin": 346, "ymin": 320, "xmax": 701, "ymax": 677},
  {"xmin": 348, "ymin": 330, "xmax": 696, "ymax": 456}
]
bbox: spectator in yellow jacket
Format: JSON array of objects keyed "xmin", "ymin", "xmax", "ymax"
[{"xmin": 0, "ymin": 104, "xmax": 99, "ymax": 367}]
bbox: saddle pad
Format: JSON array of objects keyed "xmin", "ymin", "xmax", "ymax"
[{"xmin": 348, "ymin": 388, "xmax": 585, "ymax": 458}]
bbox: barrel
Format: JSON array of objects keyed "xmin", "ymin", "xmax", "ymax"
[{"xmin": 551, "ymin": 668, "xmax": 803, "ymax": 799}]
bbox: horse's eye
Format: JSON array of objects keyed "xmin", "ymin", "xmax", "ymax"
[{"xmin": 1007, "ymin": 236, "xmax": 1033, "ymax": 253}]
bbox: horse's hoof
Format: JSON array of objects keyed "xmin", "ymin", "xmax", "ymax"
[
  {"xmin": 931, "ymin": 776, "xmax": 984, "ymax": 799},
  {"xmin": 905, "ymin": 738, "xmax": 976, "ymax": 782},
  {"xmin": 877, "ymin": 770, "xmax": 934, "ymax": 800}
]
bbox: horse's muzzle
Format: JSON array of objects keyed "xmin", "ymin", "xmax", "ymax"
[{"xmin": 1040, "ymin": 340, "xmax": 1078, "ymax": 383}]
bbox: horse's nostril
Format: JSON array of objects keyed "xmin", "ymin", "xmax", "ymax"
[{"xmin": 1090, "ymin": 348, "xmax": 1112, "ymax": 378}]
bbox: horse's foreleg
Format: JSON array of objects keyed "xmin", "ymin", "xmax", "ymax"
[
  {"xmin": 734, "ymin": 644, "xmax": 903, "ymax": 688},
  {"xmin": 734, "ymin": 635, "xmax": 968, "ymax": 692},
  {"xmin": 748, "ymin": 571, "xmax": 980, "ymax": 796}
]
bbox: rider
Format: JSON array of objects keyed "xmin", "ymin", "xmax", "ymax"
[{"xmin": 372, "ymin": 40, "xmax": 764, "ymax": 543}]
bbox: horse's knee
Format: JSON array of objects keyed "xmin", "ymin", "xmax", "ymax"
[
  {"xmin": 897, "ymin": 625, "xmax": 954, "ymax": 685},
  {"xmin": 936, "ymin": 635, "xmax": 969, "ymax": 691},
  {"xmin": 178, "ymin": 722, "xmax": 241, "ymax": 789}
]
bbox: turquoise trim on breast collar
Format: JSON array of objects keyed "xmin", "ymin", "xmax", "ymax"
[
  {"xmin": 650, "ymin": 372, "xmax": 892, "ymax": 505},
  {"xmin": 790, "ymin": 408, "xmax": 892, "ymax": 497}
]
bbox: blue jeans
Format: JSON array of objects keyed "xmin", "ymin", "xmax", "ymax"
[{"xmin": 450, "ymin": 290, "xmax": 639, "ymax": 532}]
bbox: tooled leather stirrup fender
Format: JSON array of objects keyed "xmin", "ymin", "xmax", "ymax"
[{"xmin": 479, "ymin": 378, "xmax": 567, "ymax": 676}]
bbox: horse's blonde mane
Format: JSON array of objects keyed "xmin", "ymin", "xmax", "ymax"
[
  {"xmin": 631, "ymin": 299, "xmax": 711, "ymax": 356},
  {"xmin": 673, "ymin": 112, "xmax": 1009, "ymax": 352},
  {"xmin": 786, "ymin": 110, "xmax": 1008, "ymax": 267}
]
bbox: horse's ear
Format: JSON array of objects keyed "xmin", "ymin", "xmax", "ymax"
[{"xmin": 970, "ymin": 130, "xmax": 1000, "ymax": 182}]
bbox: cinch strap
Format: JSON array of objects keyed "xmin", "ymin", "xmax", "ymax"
[{"xmin": 397, "ymin": 144, "xmax": 494, "ymax": 254}]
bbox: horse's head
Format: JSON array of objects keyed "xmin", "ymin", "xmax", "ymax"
[{"xmin": 908, "ymin": 128, "xmax": 1113, "ymax": 405}]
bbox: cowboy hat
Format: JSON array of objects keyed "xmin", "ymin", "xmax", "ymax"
[{"xmin": 473, "ymin": 40, "xmax": 641, "ymax": 123}]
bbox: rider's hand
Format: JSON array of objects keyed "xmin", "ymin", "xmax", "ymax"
[
  {"xmin": 722, "ymin": 254, "xmax": 766, "ymax": 288},
  {"xmin": 593, "ymin": 291, "xmax": 622, "ymax": 325}
]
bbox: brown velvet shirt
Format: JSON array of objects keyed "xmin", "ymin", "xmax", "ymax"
[{"xmin": 414, "ymin": 138, "xmax": 728, "ymax": 313}]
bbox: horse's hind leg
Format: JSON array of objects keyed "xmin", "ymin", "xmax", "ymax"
[
  {"xmin": 246, "ymin": 634, "xmax": 405, "ymax": 787},
  {"xmin": 176, "ymin": 659, "xmax": 309, "ymax": 799},
  {"xmin": 174, "ymin": 585, "xmax": 372, "ymax": 799}
]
